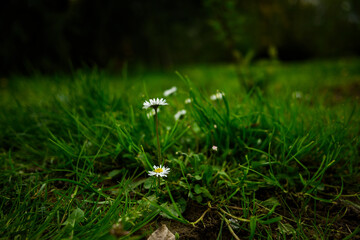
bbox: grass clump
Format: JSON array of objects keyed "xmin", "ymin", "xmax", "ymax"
[{"xmin": 1, "ymin": 59, "xmax": 360, "ymax": 239}]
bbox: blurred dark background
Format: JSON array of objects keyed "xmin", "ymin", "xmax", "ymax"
[{"xmin": 1, "ymin": 0, "xmax": 360, "ymax": 75}]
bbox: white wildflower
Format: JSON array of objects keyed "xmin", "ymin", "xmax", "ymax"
[
  {"xmin": 56, "ymin": 94, "xmax": 68, "ymax": 102},
  {"xmin": 229, "ymin": 218, "xmax": 239, "ymax": 230},
  {"xmin": 163, "ymin": 86, "xmax": 177, "ymax": 97},
  {"xmin": 185, "ymin": 98, "xmax": 192, "ymax": 104},
  {"xmin": 210, "ymin": 92, "xmax": 225, "ymax": 101},
  {"xmin": 212, "ymin": 145, "xmax": 218, "ymax": 151},
  {"xmin": 85, "ymin": 140, "xmax": 93, "ymax": 148},
  {"xmin": 174, "ymin": 109, "xmax": 186, "ymax": 121},
  {"xmin": 148, "ymin": 165, "xmax": 170, "ymax": 178},
  {"xmin": 292, "ymin": 91, "xmax": 303, "ymax": 99},
  {"xmin": 146, "ymin": 109, "xmax": 160, "ymax": 119},
  {"xmin": 143, "ymin": 98, "xmax": 168, "ymax": 109}
]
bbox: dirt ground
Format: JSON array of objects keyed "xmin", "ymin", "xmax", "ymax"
[{"xmin": 141, "ymin": 192, "xmax": 360, "ymax": 240}]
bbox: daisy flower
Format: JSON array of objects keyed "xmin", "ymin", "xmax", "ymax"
[
  {"xmin": 148, "ymin": 165, "xmax": 170, "ymax": 177},
  {"xmin": 185, "ymin": 98, "xmax": 192, "ymax": 104},
  {"xmin": 210, "ymin": 92, "xmax": 225, "ymax": 101},
  {"xmin": 163, "ymin": 86, "xmax": 177, "ymax": 97},
  {"xmin": 174, "ymin": 109, "xmax": 186, "ymax": 121},
  {"xmin": 143, "ymin": 98, "xmax": 168, "ymax": 109}
]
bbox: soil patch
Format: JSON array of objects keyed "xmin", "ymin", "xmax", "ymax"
[
  {"xmin": 323, "ymin": 81, "xmax": 360, "ymax": 104},
  {"xmin": 142, "ymin": 201, "xmax": 234, "ymax": 240}
]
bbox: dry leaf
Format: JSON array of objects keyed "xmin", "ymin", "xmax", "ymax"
[{"xmin": 147, "ymin": 224, "xmax": 175, "ymax": 240}]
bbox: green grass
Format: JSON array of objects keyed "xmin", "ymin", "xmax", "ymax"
[{"xmin": 1, "ymin": 58, "xmax": 360, "ymax": 239}]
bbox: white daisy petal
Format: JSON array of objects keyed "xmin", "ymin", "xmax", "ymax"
[{"xmin": 143, "ymin": 98, "xmax": 169, "ymax": 109}]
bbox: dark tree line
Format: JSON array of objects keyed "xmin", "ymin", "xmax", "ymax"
[{"xmin": 1, "ymin": 0, "xmax": 359, "ymax": 75}]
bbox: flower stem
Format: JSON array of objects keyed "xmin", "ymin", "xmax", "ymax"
[
  {"xmin": 154, "ymin": 107, "xmax": 161, "ymax": 165},
  {"xmin": 157, "ymin": 177, "xmax": 161, "ymax": 195}
]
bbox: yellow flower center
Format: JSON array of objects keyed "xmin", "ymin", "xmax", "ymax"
[{"xmin": 154, "ymin": 168, "xmax": 163, "ymax": 173}]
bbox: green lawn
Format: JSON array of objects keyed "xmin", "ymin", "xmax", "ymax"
[{"xmin": 1, "ymin": 59, "xmax": 360, "ymax": 239}]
